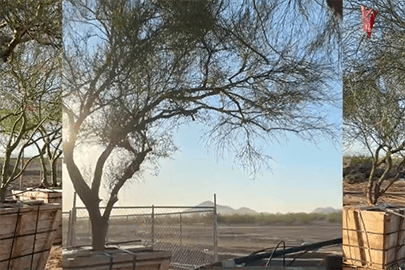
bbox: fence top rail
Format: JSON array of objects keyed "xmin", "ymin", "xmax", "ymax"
[
  {"xmin": 105, "ymin": 209, "xmax": 213, "ymax": 218},
  {"xmin": 153, "ymin": 209, "xmax": 213, "ymax": 216},
  {"xmin": 74, "ymin": 206, "xmax": 215, "ymax": 210}
]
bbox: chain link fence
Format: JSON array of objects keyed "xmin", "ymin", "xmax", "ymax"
[{"xmin": 63, "ymin": 205, "xmax": 218, "ymax": 270}]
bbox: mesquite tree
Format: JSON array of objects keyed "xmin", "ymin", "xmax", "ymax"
[
  {"xmin": 343, "ymin": 0, "xmax": 405, "ymax": 205},
  {"xmin": 33, "ymin": 108, "xmax": 62, "ymax": 188},
  {"xmin": 0, "ymin": 42, "xmax": 61, "ymax": 202},
  {"xmin": 63, "ymin": 0, "xmax": 340, "ymax": 250},
  {"xmin": 0, "ymin": 0, "xmax": 61, "ymax": 202},
  {"xmin": 0, "ymin": 0, "xmax": 61, "ymax": 63}
]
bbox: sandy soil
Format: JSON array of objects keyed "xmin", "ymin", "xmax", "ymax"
[
  {"xmin": 45, "ymin": 245, "xmax": 62, "ymax": 270},
  {"xmin": 92, "ymin": 222, "xmax": 342, "ymax": 257},
  {"xmin": 67, "ymin": 217, "xmax": 342, "ymax": 267},
  {"xmin": 343, "ymin": 179, "xmax": 405, "ymax": 206},
  {"xmin": 216, "ymin": 222, "xmax": 342, "ymax": 256}
]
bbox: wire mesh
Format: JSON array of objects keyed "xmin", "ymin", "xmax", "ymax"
[
  {"xmin": 153, "ymin": 208, "xmax": 215, "ymax": 269},
  {"xmin": 63, "ymin": 206, "xmax": 216, "ymax": 269}
]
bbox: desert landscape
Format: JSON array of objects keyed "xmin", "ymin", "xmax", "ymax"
[
  {"xmin": 64, "ymin": 202, "xmax": 342, "ymax": 270},
  {"xmin": 343, "ymin": 156, "xmax": 405, "ymax": 206},
  {"xmin": 5, "ymin": 157, "xmax": 343, "ymax": 269},
  {"xmin": 7, "ymin": 158, "xmax": 343, "ymax": 269},
  {"xmin": 342, "ymin": 156, "xmax": 405, "ymax": 270}
]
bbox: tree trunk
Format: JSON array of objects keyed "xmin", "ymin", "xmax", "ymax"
[
  {"xmin": 367, "ymin": 178, "xmax": 382, "ymax": 205},
  {"xmin": 373, "ymin": 182, "xmax": 381, "ymax": 205},
  {"xmin": 367, "ymin": 160, "xmax": 379, "ymax": 205},
  {"xmin": 88, "ymin": 210, "xmax": 108, "ymax": 250},
  {"xmin": 367, "ymin": 178, "xmax": 374, "ymax": 205},
  {"xmin": 51, "ymin": 158, "xmax": 58, "ymax": 187},
  {"xmin": 0, "ymin": 187, "xmax": 6, "ymax": 203},
  {"xmin": 40, "ymin": 155, "xmax": 50, "ymax": 187}
]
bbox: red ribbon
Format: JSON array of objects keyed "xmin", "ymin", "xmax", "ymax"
[{"xmin": 362, "ymin": 6, "xmax": 378, "ymax": 38}]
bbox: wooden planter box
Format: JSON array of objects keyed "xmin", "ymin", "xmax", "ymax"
[
  {"xmin": 12, "ymin": 189, "xmax": 62, "ymax": 245},
  {"xmin": 63, "ymin": 245, "xmax": 171, "ymax": 270},
  {"xmin": 0, "ymin": 201, "xmax": 61, "ymax": 270},
  {"xmin": 342, "ymin": 205, "xmax": 405, "ymax": 269}
]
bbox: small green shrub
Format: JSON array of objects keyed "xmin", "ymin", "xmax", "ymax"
[
  {"xmin": 327, "ymin": 212, "xmax": 342, "ymax": 223},
  {"xmin": 348, "ymin": 155, "xmax": 373, "ymax": 166},
  {"xmin": 216, "ymin": 212, "xmax": 341, "ymax": 225}
]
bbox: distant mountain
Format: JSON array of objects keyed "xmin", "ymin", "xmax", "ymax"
[
  {"xmin": 311, "ymin": 207, "xmax": 341, "ymax": 214},
  {"xmin": 196, "ymin": 201, "xmax": 258, "ymax": 215},
  {"xmin": 236, "ymin": 207, "xmax": 258, "ymax": 215}
]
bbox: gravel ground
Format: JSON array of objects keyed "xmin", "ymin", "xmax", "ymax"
[{"xmin": 45, "ymin": 245, "xmax": 62, "ymax": 270}]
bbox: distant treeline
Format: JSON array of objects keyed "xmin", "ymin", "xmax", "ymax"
[
  {"xmin": 217, "ymin": 212, "xmax": 342, "ymax": 224},
  {"xmin": 72, "ymin": 211, "xmax": 342, "ymax": 230},
  {"xmin": 103, "ymin": 211, "xmax": 342, "ymax": 226}
]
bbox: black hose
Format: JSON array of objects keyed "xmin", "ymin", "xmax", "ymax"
[{"xmin": 233, "ymin": 238, "xmax": 342, "ymax": 265}]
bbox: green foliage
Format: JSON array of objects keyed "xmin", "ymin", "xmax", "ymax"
[
  {"xmin": 64, "ymin": 0, "xmax": 341, "ymax": 250},
  {"xmin": 0, "ymin": 0, "xmax": 61, "ymax": 62},
  {"xmin": 326, "ymin": 212, "xmax": 342, "ymax": 223},
  {"xmin": 0, "ymin": 0, "xmax": 62, "ymax": 202},
  {"xmin": 343, "ymin": 1, "xmax": 405, "ymax": 205},
  {"xmin": 158, "ymin": 0, "xmax": 216, "ymax": 47},
  {"xmin": 216, "ymin": 212, "xmax": 341, "ymax": 225},
  {"xmin": 107, "ymin": 211, "xmax": 343, "ymax": 226},
  {"xmin": 347, "ymin": 155, "xmax": 373, "ymax": 166}
]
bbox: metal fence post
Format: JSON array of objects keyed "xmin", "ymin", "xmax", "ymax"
[
  {"xmin": 151, "ymin": 205, "xmax": 155, "ymax": 249},
  {"xmin": 71, "ymin": 191, "xmax": 77, "ymax": 247},
  {"xmin": 88, "ymin": 217, "xmax": 91, "ymax": 236},
  {"xmin": 126, "ymin": 215, "xmax": 129, "ymax": 234},
  {"xmin": 180, "ymin": 213, "xmax": 182, "ymax": 246},
  {"xmin": 67, "ymin": 210, "xmax": 72, "ymax": 246},
  {"xmin": 213, "ymin": 194, "xmax": 218, "ymax": 262}
]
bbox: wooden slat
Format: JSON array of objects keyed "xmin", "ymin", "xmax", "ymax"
[
  {"xmin": 13, "ymin": 190, "xmax": 62, "ymax": 203},
  {"xmin": 0, "ymin": 203, "xmax": 59, "ymax": 270},
  {"xmin": 343, "ymin": 244, "xmax": 405, "ymax": 266},
  {"xmin": 343, "ymin": 208, "xmax": 387, "ymax": 234},
  {"xmin": 343, "ymin": 206, "xmax": 405, "ymax": 269},
  {"xmin": 12, "ymin": 190, "xmax": 62, "ymax": 243},
  {"xmin": 63, "ymin": 248, "xmax": 171, "ymax": 270},
  {"xmin": 343, "ymin": 229, "xmax": 405, "ymax": 250}
]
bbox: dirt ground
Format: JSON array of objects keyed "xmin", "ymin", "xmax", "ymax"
[
  {"xmin": 343, "ymin": 179, "xmax": 405, "ymax": 206},
  {"xmin": 68, "ymin": 217, "xmax": 342, "ymax": 267},
  {"xmin": 45, "ymin": 245, "xmax": 62, "ymax": 270},
  {"xmin": 216, "ymin": 222, "xmax": 342, "ymax": 257}
]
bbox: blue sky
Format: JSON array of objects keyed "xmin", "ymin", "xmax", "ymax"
[
  {"xmin": 121, "ymin": 122, "xmax": 342, "ymax": 213},
  {"xmin": 63, "ymin": 113, "xmax": 342, "ymax": 213}
]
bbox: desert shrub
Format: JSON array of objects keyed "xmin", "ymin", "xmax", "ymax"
[
  {"xmin": 217, "ymin": 214, "xmax": 256, "ymax": 224},
  {"xmin": 216, "ymin": 212, "xmax": 339, "ymax": 225},
  {"xmin": 345, "ymin": 173, "xmax": 366, "ymax": 183},
  {"xmin": 155, "ymin": 215, "xmax": 179, "ymax": 225},
  {"xmin": 327, "ymin": 211, "xmax": 342, "ymax": 223},
  {"xmin": 182, "ymin": 213, "xmax": 212, "ymax": 225},
  {"xmin": 96, "ymin": 211, "xmax": 342, "ymax": 228},
  {"xmin": 347, "ymin": 155, "xmax": 373, "ymax": 167}
]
